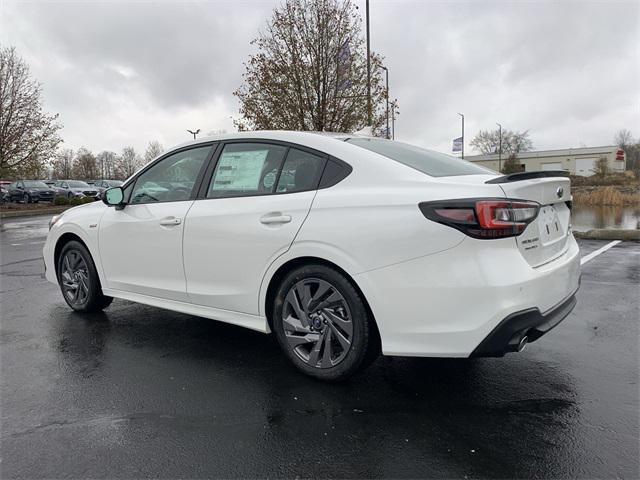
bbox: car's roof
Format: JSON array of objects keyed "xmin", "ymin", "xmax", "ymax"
[
  {"xmin": 153, "ymin": 130, "xmax": 420, "ymax": 187},
  {"xmin": 172, "ymin": 130, "xmax": 356, "ymax": 150}
]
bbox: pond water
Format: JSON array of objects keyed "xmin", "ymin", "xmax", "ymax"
[{"xmin": 571, "ymin": 205, "xmax": 640, "ymax": 231}]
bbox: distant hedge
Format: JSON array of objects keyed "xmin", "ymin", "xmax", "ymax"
[{"xmin": 54, "ymin": 196, "xmax": 96, "ymax": 206}]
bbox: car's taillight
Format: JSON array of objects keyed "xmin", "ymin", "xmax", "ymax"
[{"xmin": 419, "ymin": 199, "xmax": 540, "ymax": 239}]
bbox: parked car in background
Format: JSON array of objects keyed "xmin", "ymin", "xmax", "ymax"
[
  {"xmin": 0, "ymin": 184, "xmax": 9, "ymax": 203},
  {"xmin": 93, "ymin": 179, "xmax": 124, "ymax": 198},
  {"xmin": 6, "ymin": 180, "xmax": 56, "ymax": 203},
  {"xmin": 53, "ymin": 180, "xmax": 99, "ymax": 199},
  {"xmin": 44, "ymin": 131, "xmax": 581, "ymax": 381},
  {"xmin": 43, "ymin": 180, "xmax": 57, "ymax": 187}
]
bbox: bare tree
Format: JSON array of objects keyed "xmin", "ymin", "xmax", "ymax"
[
  {"xmin": 234, "ymin": 0, "xmax": 392, "ymax": 134},
  {"xmin": 614, "ymin": 129, "xmax": 633, "ymax": 149},
  {"xmin": 614, "ymin": 129, "xmax": 639, "ymax": 173},
  {"xmin": 143, "ymin": 141, "xmax": 164, "ymax": 165},
  {"xmin": 72, "ymin": 147, "xmax": 97, "ymax": 180},
  {"xmin": 51, "ymin": 148, "xmax": 74, "ymax": 179},
  {"xmin": 0, "ymin": 46, "xmax": 62, "ymax": 178},
  {"xmin": 116, "ymin": 146, "xmax": 141, "ymax": 179},
  {"xmin": 470, "ymin": 129, "xmax": 533, "ymax": 155},
  {"xmin": 96, "ymin": 150, "xmax": 117, "ymax": 179}
]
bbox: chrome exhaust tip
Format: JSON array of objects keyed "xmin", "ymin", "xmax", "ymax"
[{"xmin": 517, "ymin": 335, "xmax": 528, "ymax": 352}]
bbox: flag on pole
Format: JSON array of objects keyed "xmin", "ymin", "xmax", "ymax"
[
  {"xmin": 337, "ymin": 39, "xmax": 351, "ymax": 92},
  {"xmin": 452, "ymin": 137, "xmax": 463, "ymax": 153}
]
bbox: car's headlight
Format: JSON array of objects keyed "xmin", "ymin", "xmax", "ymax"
[{"xmin": 49, "ymin": 214, "xmax": 63, "ymax": 230}]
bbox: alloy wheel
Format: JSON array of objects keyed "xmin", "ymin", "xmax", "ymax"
[
  {"xmin": 282, "ymin": 278, "xmax": 353, "ymax": 369},
  {"xmin": 60, "ymin": 250, "xmax": 90, "ymax": 305}
]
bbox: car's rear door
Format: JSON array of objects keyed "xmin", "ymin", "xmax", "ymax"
[
  {"xmin": 183, "ymin": 141, "xmax": 326, "ymax": 315},
  {"xmin": 99, "ymin": 144, "xmax": 214, "ymax": 302}
]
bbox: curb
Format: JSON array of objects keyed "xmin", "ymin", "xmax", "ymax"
[
  {"xmin": 573, "ymin": 229, "xmax": 640, "ymax": 241},
  {"xmin": 0, "ymin": 206, "xmax": 70, "ymax": 219}
]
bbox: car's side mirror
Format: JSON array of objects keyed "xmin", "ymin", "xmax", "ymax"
[{"xmin": 103, "ymin": 187, "xmax": 125, "ymax": 207}]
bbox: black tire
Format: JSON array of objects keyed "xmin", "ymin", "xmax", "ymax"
[
  {"xmin": 57, "ymin": 240, "xmax": 113, "ymax": 312},
  {"xmin": 272, "ymin": 264, "xmax": 380, "ymax": 381},
  {"xmin": 67, "ymin": 192, "xmax": 73, "ymax": 199},
  {"xmin": 24, "ymin": 193, "xmax": 31, "ymax": 204}
]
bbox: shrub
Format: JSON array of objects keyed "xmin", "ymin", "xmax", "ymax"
[
  {"xmin": 572, "ymin": 186, "xmax": 640, "ymax": 206},
  {"xmin": 593, "ymin": 157, "xmax": 609, "ymax": 178},
  {"xmin": 53, "ymin": 196, "xmax": 69, "ymax": 206},
  {"xmin": 501, "ymin": 154, "xmax": 523, "ymax": 174},
  {"xmin": 569, "ymin": 172, "xmax": 639, "ymax": 186}
]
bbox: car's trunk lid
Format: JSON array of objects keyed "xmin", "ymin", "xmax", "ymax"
[{"xmin": 490, "ymin": 173, "xmax": 572, "ymax": 267}]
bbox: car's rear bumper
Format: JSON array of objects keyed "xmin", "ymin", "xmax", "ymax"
[
  {"xmin": 354, "ymin": 232, "xmax": 581, "ymax": 357},
  {"xmin": 470, "ymin": 282, "xmax": 579, "ymax": 357}
]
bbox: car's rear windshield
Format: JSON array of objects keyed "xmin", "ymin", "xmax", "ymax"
[
  {"xmin": 68, "ymin": 181, "xmax": 90, "ymax": 188},
  {"xmin": 346, "ymin": 137, "xmax": 491, "ymax": 177},
  {"xmin": 23, "ymin": 181, "xmax": 49, "ymax": 187}
]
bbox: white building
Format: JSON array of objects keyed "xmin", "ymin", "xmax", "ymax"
[{"xmin": 465, "ymin": 145, "xmax": 626, "ymax": 176}]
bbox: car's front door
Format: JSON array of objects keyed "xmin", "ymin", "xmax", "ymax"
[
  {"xmin": 183, "ymin": 142, "xmax": 327, "ymax": 315},
  {"xmin": 99, "ymin": 144, "xmax": 214, "ymax": 302}
]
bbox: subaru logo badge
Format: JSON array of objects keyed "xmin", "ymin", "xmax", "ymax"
[{"xmin": 556, "ymin": 187, "xmax": 564, "ymax": 198}]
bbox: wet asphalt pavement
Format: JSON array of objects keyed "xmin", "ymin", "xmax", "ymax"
[{"xmin": 1, "ymin": 216, "xmax": 638, "ymax": 479}]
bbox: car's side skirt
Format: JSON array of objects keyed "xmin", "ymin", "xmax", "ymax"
[{"xmin": 102, "ymin": 288, "xmax": 270, "ymax": 333}]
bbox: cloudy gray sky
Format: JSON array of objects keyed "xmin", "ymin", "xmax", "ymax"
[{"xmin": 2, "ymin": 0, "xmax": 638, "ymax": 156}]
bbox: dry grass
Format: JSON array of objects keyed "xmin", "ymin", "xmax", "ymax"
[{"xmin": 572, "ymin": 186, "xmax": 640, "ymax": 206}]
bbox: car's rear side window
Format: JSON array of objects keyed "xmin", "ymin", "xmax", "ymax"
[
  {"xmin": 346, "ymin": 137, "xmax": 491, "ymax": 177},
  {"xmin": 276, "ymin": 148, "xmax": 325, "ymax": 193}
]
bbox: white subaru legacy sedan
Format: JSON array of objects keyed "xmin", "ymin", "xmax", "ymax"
[{"xmin": 44, "ymin": 131, "xmax": 581, "ymax": 380}]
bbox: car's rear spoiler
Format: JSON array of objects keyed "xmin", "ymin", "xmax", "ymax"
[{"xmin": 485, "ymin": 171, "xmax": 570, "ymax": 184}]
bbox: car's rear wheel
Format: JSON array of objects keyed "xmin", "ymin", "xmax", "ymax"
[
  {"xmin": 272, "ymin": 264, "xmax": 379, "ymax": 381},
  {"xmin": 57, "ymin": 240, "xmax": 113, "ymax": 312}
]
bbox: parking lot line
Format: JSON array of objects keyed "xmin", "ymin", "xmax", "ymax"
[{"xmin": 580, "ymin": 240, "xmax": 621, "ymax": 266}]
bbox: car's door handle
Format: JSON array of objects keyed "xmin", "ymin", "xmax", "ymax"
[
  {"xmin": 159, "ymin": 217, "xmax": 182, "ymax": 226},
  {"xmin": 260, "ymin": 213, "xmax": 292, "ymax": 225}
]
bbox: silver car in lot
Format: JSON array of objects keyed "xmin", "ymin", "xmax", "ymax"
[
  {"xmin": 53, "ymin": 180, "xmax": 99, "ymax": 199},
  {"xmin": 93, "ymin": 179, "xmax": 124, "ymax": 198}
]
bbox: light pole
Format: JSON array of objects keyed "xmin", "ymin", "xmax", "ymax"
[
  {"xmin": 496, "ymin": 122, "xmax": 502, "ymax": 172},
  {"xmin": 380, "ymin": 66, "xmax": 389, "ymax": 139},
  {"xmin": 366, "ymin": 0, "xmax": 371, "ymax": 126},
  {"xmin": 457, "ymin": 112, "xmax": 464, "ymax": 159},
  {"xmin": 187, "ymin": 129, "xmax": 200, "ymax": 140},
  {"xmin": 388, "ymin": 100, "xmax": 396, "ymax": 140}
]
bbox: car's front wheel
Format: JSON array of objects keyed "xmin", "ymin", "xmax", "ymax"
[
  {"xmin": 273, "ymin": 264, "xmax": 380, "ymax": 381},
  {"xmin": 57, "ymin": 240, "xmax": 113, "ymax": 312}
]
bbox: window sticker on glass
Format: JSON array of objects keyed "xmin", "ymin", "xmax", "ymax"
[{"xmin": 210, "ymin": 149, "xmax": 268, "ymax": 191}]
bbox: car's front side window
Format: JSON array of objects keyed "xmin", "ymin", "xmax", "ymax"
[
  {"xmin": 207, "ymin": 143, "xmax": 287, "ymax": 198},
  {"xmin": 130, "ymin": 145, "xmax": 212, "ymax": 204}
]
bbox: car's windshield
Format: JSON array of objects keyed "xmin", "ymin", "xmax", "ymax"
[
  {"xmin": 23, "ymin": 181, "xmax": 49, "ymax": 188},
  {"xmin": 67, "ymin": 181, "xmax": 90, "ymax": 188},
  {"xmin": 107, "ymin": 180, "xmax": 123, "ymax": 187},
  {"xmin": 346, "ymin": 137, "xmax": 492, "ymax": 177}
]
